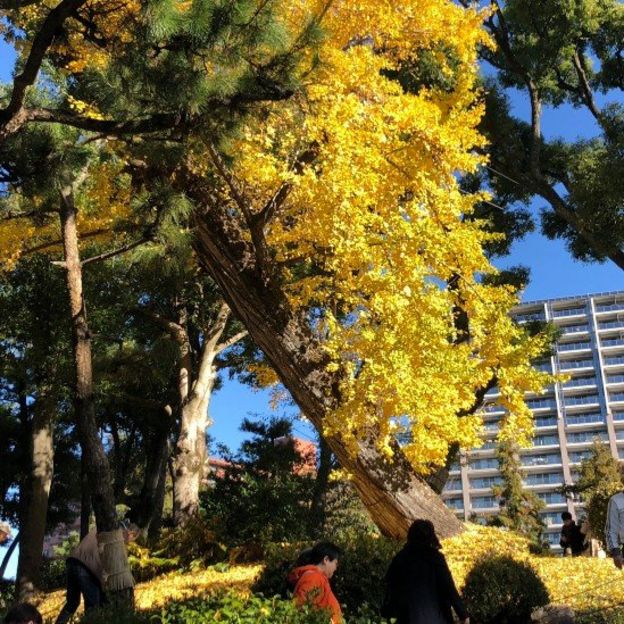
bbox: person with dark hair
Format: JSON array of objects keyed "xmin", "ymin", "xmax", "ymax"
[
  {"xmin": 382, "ymin": 519, "xmax": 469, "ymax": 624},
  {"xmin": 3, "ymin": 603, "xmax": 42, "ymax": 624},
  {"xmin": 288, "ymin": 541, "xmax": 343, "ymax": 623},
  {"xmin": 559, "ymin": 511, "xmax": 585, "ymax": 556}
]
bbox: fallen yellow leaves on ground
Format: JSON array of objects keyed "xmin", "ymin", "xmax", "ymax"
[
  {"xmin": 444, "ymin": 525, "xmax": 624, "ymax": 613},
  {"xmin": 35, "ymin": 527, "xmax": 624, "ymax": 620},
  {"xmin": 36, "ymin": 564, "xmax": 262, "ymax": 621}
]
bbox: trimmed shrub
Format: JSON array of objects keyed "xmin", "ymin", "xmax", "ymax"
[{"xmin": 463, "ymin": 555, "xmax": 550, "ymax": 624}]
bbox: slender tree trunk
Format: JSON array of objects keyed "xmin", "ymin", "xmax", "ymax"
[
  {"xmin": 59, "ymin": 186, "xmax": 134, "ymax": 601},
  {"xmin": 80, "ymin": 454, "xmax": 91, "ymax": 539},
  {"xmin": 0, "ymin": 532, "xmax": 19, "ymax": 580},
  {"xmin": 193, "ymin": 212, "xmax": 463, "ymax": 538},
  {"xmin": 16, "ymin": 391, "xmax": 55, "ymax": 600},
  {"xmin": 134, "ymin": 413, "xmax": 171, "ymax": 540},
  {"xmin": 148, "ymin": 440, "xmax": 169, "ymax": 542},
  {"xmin": 310, "ymin": 437, "xmax": 332, "ymax": 531}
]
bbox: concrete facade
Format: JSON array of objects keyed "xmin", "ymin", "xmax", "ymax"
[{"xmin": 441, "ymin": 290, "xmax": 624, "ymax": 548}]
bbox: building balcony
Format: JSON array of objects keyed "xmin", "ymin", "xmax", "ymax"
[
  {"xmin": 552, "ymin": 307, "xmax": 588, "ymax": 319},
  {"xmin": 595, "ymin": 303, "xmax": 624, "ymax": 314}
]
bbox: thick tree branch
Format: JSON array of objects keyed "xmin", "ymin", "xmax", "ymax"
[
  {"xmin": 23, "ymin": 108, "xmax": 183, "ymax": 136},
  {"xmin": 134, "ymin": 308, "xmax": 186, "ymax": 344},
  {"xmin": 572, "ymin": 47, "xmax": 604, "ymax": 125},
  {"xmin": 0, "ymin": 0, "xmax": 89, "ymax": 141}
]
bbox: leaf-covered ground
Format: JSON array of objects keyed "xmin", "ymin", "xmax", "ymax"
[
  {"xmin": 35, "ymin": 525, "xmax": 624, "ymax": 621},
  {"xmin": 36, "ymin": 564, "xmax": 262, "ymax": 621}
]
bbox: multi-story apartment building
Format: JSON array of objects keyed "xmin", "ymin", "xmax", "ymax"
[{"xmin": 442, "ymin": 290, "xmax": 624, "ymax": 549}]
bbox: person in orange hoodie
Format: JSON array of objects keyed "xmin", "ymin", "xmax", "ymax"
[{"xmin": 288, "ymin": 542, "xmax": 343, "ymax": 623}]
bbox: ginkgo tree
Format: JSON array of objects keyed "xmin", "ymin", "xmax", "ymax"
[{"xmin": 1, "ymin": 0, "xmax": 553, "ymax": 552}]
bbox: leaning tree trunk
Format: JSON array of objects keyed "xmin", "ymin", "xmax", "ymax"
[
  {"xmin": 59, "ymin": 186, "xmax": 134, "ymax": 603},
  {"xmin": 16, "ymin": 391, "xmax": 55, "ymax": 600},
  {"xmin": 192, "ymin": 207, "xmax": 463, "ymax": 539}
]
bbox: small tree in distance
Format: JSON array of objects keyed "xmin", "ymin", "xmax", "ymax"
[
  {"xmin": 564, "ymin": 440, "xmax": 623, "ymax": 539},
  {"xmin": 490, "ymin": 441, "xmax": 547, "ymax": 552}
]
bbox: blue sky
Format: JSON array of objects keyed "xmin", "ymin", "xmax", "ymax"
[{"xmin": 1, "ymin": 34, "xmax": 623, "ymax": 575}]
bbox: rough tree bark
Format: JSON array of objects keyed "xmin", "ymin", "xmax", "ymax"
[
  {"xmin": 189, "ymin": 183, "xmax": 464, "ymax": 538},
  {"xmin": 59, "ymin": 184, "xmax": 134, "ymax": 601},
  {"xmin": 173, "ymin": 303, "xmax": 246, "ymax": 524},
  {"xmin": 16, "ymin": 390, "xmax": 55, "ymax": 600},
  {"xmin": 142, "ymin": 302, "xmax": 246, "ymax": 525},
  {"xmin": 133, "ymin": 409, "xmax": 172, "ymax": 540}
]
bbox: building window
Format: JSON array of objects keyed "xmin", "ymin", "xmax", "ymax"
[
  {"xmin": 521, "ymin": 453, "xmax": 562, "ymax": 466},
  {"xmin": 561, "ymin": 324, "xmax": 590, "ymax": 334},
  {"xmin": 524, "ymin": 472, "xmax": 563, "ymax": 486},
  {"xmin": 560, "ymin": 358, "xmax": 594, "ymax": 370},
  {"xmin": 469, "ymin": 458, "xmax": 499, "ymax": 470},
  {"xmin": 527, "ymin": 398, "xmax": 557, "ymax": 409},
  {"xmin": 552, "ymin": 306, "xmax": 587, "ymax": 317},
  {"xmin": 596, "ymin": 301, "xmax": 624, "ymax": 313},
  {"xmin": 533, "ymin": 434, "xmax": 559, "ymax": 446},
  {"xmin": 538, "ymin": 492, "xmax": 566, "ymax": 505},
  {"xmin": 564, "ymin": 394, "xmax": 599, "ymax": 407},
  {"xmin": 566, "ymin": 412, "xmax": 603, "ymax": 425},
  {"xmin": 472, "ymin": 496, "xmax": 498, "ymax": 509},
  {"xmin": 443, "ymin": 478, "xmax": 463, "ymax": 492},
  {"xmin": 535, "ymin": 415, "xmax": 558, "ymax": 427},
  {"xmin": 563, "ymin": 376, "xmax": 597, "ymax": 388},
  {"xmin": 445, "ymin": 497, "xmax": 464, "ymax": 510},
  {"xmin": 567, "ymin": 430, "xmax": 608, "ymax": 444},
  {"xmin": 559, "ymin": 341, "xmax": 592, "ymax": 352},
  {"xmin": 602, "ymin": 338, "xmax": 624, "ymax": 348},
  {"xmin": 470, "ymin": 476, "xmax": 503, "ymax": 489},
  {"xmin": 569, "ymin": 450, "xmax": 594, "ymax": 463}
]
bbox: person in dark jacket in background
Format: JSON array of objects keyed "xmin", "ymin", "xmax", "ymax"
[
  {"xmin": 382, "ymin": 519, "xmax": 469, "ymax": 624},
  {"xmin": 559, "ymin": 511, "xmax": 585, "ymax": 556}
]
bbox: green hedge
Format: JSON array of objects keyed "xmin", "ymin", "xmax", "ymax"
[{"xmin": 77, "ymin": 591, "xmax": 389, "ymax": 624}]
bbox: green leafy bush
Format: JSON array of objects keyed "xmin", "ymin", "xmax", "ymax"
[
  {"xmin": 156, "ymin": 515, "xmax": 227, "ymax": 568},
  {"xmin": 253, "ymin": 532, "xmax": 400, "ymax": 617},
  {"xmin": 0, "ymin": 579, "xmax": 15, "ymax": 613},
  {"xmin": 40, "ymin": 531, "xmax": 80, "ymax": 591},
  {"xmin": 578, "ymin": 608, "xmax": 624, "ymax": 624},
  {"xmin": 79, "ymin": 592, "xmax": 333, "ymax": 624},
  {"xmin": 462, "ymin": 555, "xmax": 550, "ymax": 624},
  {"xmin": 127, "ymin": 542, "xmax": 180, "ymax": 582}
]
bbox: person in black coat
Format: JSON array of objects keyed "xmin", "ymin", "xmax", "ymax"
[{"xmin": 381, "ymin": 519, "xmax": 469, "ymax": 624}]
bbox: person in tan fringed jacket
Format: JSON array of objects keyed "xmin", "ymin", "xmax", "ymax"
[{"xmin": 54, "ymin": 522, "xmax": 138, "ymax": 624}]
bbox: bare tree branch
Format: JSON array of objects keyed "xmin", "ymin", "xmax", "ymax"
[
  {"xmin": 81, "ymin": 234, "xmax": 150, "ymax": 266},
  {"xmin": 215, "ymin": 330, "xmax": 248, "ymax": 355}
]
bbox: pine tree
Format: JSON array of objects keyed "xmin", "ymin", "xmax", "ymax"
[
  {"xmin": 491, "ymin": 441, "xmax": 546, "ymax": 551},
  {"xmin": 564, "ymin": 441, "xmax": 623, "ymax": 540}
]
